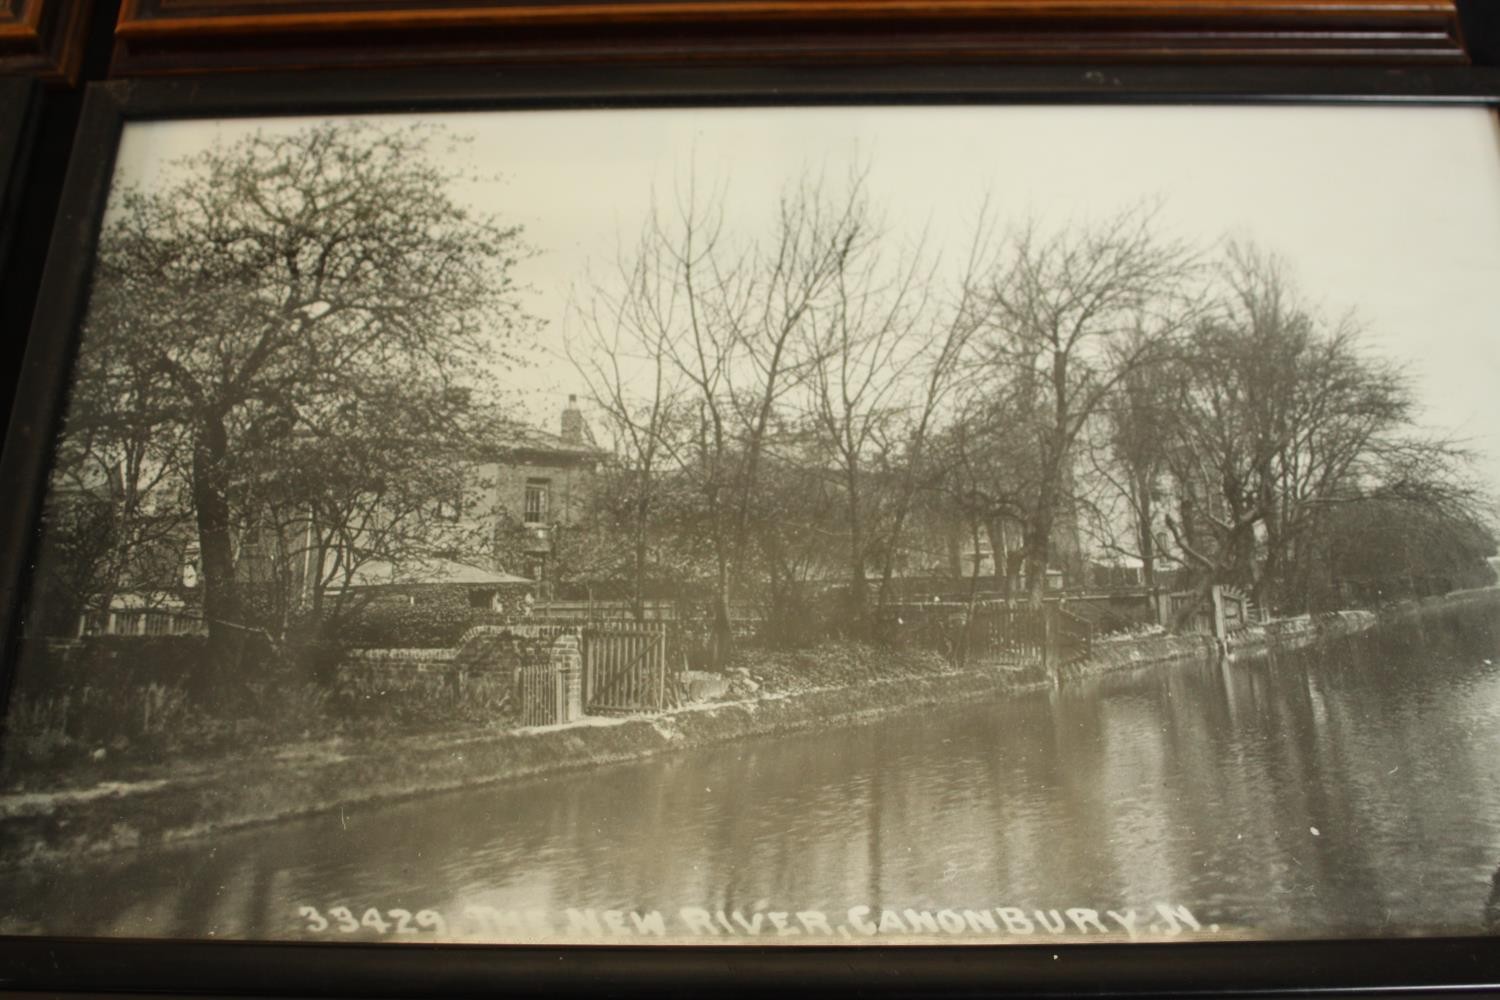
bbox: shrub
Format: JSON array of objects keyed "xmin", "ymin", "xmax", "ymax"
[{"xmin": 337, "ymin": 586, "xmax": 530, "ymax": 648}]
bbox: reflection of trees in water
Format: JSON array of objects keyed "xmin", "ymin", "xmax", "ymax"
[
  {"xmin": 165, "ymin": 847, "xmax": 270, "ymax": 939},
  {"xmin": 2, "ymin": 830, "xmax": 289, "ymax": 938}
]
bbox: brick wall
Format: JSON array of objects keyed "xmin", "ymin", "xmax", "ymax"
[{"xmin": 335, "ymin": 628, "xmax": 550, "ymax": 709}]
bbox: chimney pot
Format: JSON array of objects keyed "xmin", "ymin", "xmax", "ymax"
[{"xmin": 561, "ymin": 394, "xmax": 586, "ymax": 446}]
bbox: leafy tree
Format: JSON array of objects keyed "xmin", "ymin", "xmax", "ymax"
[{"xmin": 54, "ymin": 122, "xmax": 529, "ymax": 676}]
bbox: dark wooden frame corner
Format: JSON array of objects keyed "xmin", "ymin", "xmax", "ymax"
[{"xmin": 0, "ymin": 0, "xmax": 93, "ymax": 84}]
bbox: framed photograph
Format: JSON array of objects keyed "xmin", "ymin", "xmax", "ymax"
[{"xmin": 3, "ymin": 64, "xmax": 1500, "ymax": 996}]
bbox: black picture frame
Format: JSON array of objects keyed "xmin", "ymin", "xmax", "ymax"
[
  {"xmin": 0, "ymin": 76, "xmax": 40, "ymax": 306},
  {"xmin": 3, "ymin": 64, "xmax": 1500, "ymax": 998}
]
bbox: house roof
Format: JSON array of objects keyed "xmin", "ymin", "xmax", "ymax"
[
  {"xmin": 337, "ymin": 557, "xmax": 533, "ymax": 590},
  {"xmin": 488, "ymin": 419, "xmax": 601, "ymax": 458}
]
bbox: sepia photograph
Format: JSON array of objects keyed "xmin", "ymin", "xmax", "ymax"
[{"xmin": 1, "ymin": 101, "xmax": 1499, "ymax": 946}]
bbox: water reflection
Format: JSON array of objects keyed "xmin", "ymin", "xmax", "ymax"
[{"xmin": 2, "ymin": 606, "xmax": 1498, "ymax": 942}]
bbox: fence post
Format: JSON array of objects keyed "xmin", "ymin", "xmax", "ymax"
[
  {"xmin": 551, "ymin": 634, "xmax": 584, "ymax": 722},
  {"xmin": 1042, "ymin": 606, "xmax": 1054, "ymax": 676},
  {"xmin": 1210, "ymin": 584, "xmax": 1229, "ymax": 655}
]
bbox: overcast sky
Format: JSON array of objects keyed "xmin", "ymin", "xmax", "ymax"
[{"xmin": 110, "ymin": 105, "xmax": 1500, "ymax": 487}]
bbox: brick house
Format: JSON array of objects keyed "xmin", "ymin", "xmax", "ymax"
[{"xmin": 466, "ymin": 394, "xmax": 604, "ymax": 593}]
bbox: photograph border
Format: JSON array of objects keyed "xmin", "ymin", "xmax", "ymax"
[{"xmin": 3, "ymin": 63, "xmax": 1500, "ymax": 997}]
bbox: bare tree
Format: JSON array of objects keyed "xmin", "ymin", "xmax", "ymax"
[
  {"xmin": 567, "ymin": 214, "xmax": 692, "ymax": 619},
  {"xmin": 960, "ymin": 208, "xmax": 1203, "ymax": 604},
  {"xmin": 802, "ymin": 213, "xmax": 933, "ymax": 621},
  {"xmin": 1163, "ymin": 243, "xmax": 1416, "ymax": 615},
  {"xmin": 1081, "ymin": 329, "xmax": 1189, "ymax": 589},
  {"xmin": 615, "ymin": 172, "xmax": 871, "ymax": 659},
  {"xmin": 868, "ymin": 268, "xmax": 988, "ymax": 611}
]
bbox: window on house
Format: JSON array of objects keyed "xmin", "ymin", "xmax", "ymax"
[
  {"xmin": 434, "ymin": 492, "xmax": 462, "ymax": 523},
  {"xmin": 523, "ymin": 479, "xmax": 550, "ymax": 524},
  {"xmin": 181, "ymin": 543, "xmax": 200, "ymax": 589}
]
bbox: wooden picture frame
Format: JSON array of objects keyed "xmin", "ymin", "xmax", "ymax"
[
  {"xmin": 0, "ymin": 0, "xmax": 94, "ymax": 84},
  {"xmin": 2, "ymin": 62, "xmax": 1500, "ymax": 997},
  {"xmin": 108, "ymin": 0, "xmax": 1469, "ymax": 76}
]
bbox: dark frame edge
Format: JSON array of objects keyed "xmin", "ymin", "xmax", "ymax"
[
  {"xmin": 0, "ymin": 83, "xmax": 126, "ymax": 709},
  {"xmin": 4, "ymin": 935, "xmax": 1500, "ymax": 997},
  {"xmin": 89, "ymin": 63, "xmax": 1500, "ymax": 117},
  {"xmin": 0, "ymin": 78, "xmax": 42, "ymax": 279}
]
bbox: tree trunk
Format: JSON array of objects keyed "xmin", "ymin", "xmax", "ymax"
[
  {"xmin": 632, "ymin": 533, "xmax": 648, "ymax": 622},
  {"xmin": 1023, "ymin": 512, "xmax": 1053, "ymax": 608},
  {"xmin": 711, "ymin": 543, "xmax": 732, "ymax": 668},
  {"xmin": 631, "ymin": 496, "xmax": 648, "ymax": 624},
  {"xmin": 984, "ymin": 517, "xmax": 1008, "ymax": 593},
  {"xmin": 960, "ymin": 521, "xmax": 985, "ymax": 668},
  {"xmin": 1005, "ymin": 548, "xmax": 1025, "ymax": 606},
  {"xmin": 1134, "ymin": 472, "xmax": 1156, "ymax": 588},
  {"xmin": 190, "ymin": 412, "xmax": 242, "ymax": 692},
  {"xmin": 845, "ymin": 467, "xmax": 867, "ymax": 623}
]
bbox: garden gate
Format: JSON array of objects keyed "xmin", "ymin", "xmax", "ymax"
[{"xmin": 581, "ymin": 623, "xmax": 678, "ymax": 713}]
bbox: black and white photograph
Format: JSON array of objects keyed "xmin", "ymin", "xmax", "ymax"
[{"xmin": 2, "ymin": 102, "xmax": 1499, "ymax": 946}]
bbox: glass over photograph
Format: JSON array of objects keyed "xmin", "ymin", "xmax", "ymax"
[{"xmin": 2, "ymin": 104, "xmax": 1499, "ymax": 945}]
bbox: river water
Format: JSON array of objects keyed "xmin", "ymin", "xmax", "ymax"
[{"xmin": 3, "ymin": 605, "xmax": 1499, "ymax": 944}]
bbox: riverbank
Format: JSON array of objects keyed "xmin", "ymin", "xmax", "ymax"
[
  {"xmin": 3, "ymin": 587, "xmax": 1496, "ymax": 869},
  {"xmin": 0, "ymin": 649, "xmax": 1044, "ymax": 870},
  {"xmin": 1064, "ymin": 608, "xmax": 1378, "ymax": 679},
  {"xmin": 1067, "ymin": 587, "xmax": 1500, "ymax": 680}
]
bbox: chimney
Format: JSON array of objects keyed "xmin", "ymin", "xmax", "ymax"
[{"xmin": 561, "ymin": 394, "xmax": 585, "ymax": 446}]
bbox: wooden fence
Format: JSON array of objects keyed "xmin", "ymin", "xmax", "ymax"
[
  {"xmin": 1166, "ymin": 585, "xmax": 1257, "ymax": 639},
  {"xmin": 525, "ymin": 600, "xmax": 762, "ymax": 624},
  {"xmin": 79, "ymin": 608, "xmax": 206, "ymax": 637},
  {"xmin": 582, "ymin": 624, "xmax": 679, "ymax": 713},
  {"xmin": 889, "ymin": 601, "xmax": 1092, "ymax": 669},
  {"xmin": 455, "ymin": 621, "xmax": 682, "ymax": 718}
]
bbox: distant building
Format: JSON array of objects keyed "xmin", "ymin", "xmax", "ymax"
[
  {"xmin": 71, "ymin": 396, "xmax": 604, "ymax": 635},
  {"xmin": 467, "ymin": 394, "xmax": 603, "ymax": 591}
]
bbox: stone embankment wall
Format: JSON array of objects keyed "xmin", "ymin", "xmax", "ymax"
[
  {"xmin": 1065, "ymin": 591, "xmax": 1498, "ymax": 681},
  {"xmin": 1064, "ymin": 631, "xmax": 1218, "ymax": 678}
]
